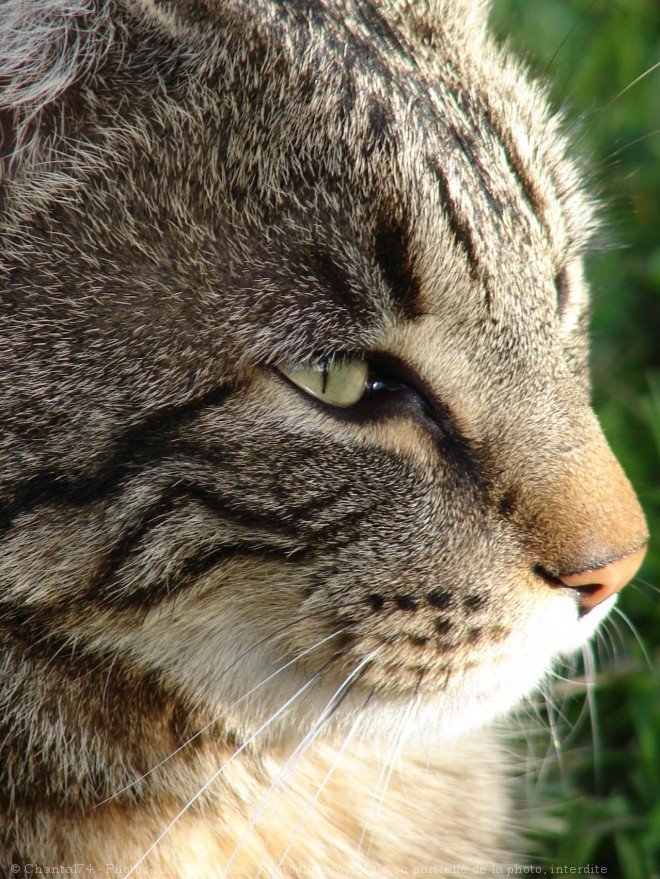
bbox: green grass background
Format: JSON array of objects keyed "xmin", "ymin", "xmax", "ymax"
[{"xmin": 491, "ymin": 1, "xmax": 660, "ymax": 875}]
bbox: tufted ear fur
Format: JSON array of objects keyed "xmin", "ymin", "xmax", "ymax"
[
  {"xmin": 0, "ymin": 0, "xmax": 111, "ymax": 171},
  {"xmin": 395, "ymin": 0, "xmax": 492, "ymax": 43},
  {"xmin": 420, "ymin": 0, "xmax": 492, "ymax": 22}
]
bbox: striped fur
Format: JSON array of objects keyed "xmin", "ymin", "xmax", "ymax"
[{"xmin": 0, "ymin": 0, "xmax": 647, "ymax": 873}]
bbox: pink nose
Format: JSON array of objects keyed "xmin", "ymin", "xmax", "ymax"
[{"xmin": 559, "ymin": 546, "xmax": 647, "ymax": 612}]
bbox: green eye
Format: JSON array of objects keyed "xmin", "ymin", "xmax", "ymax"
[{"xmin": 279, "ymin": 357, "xmax": 369, "ymax": 408}]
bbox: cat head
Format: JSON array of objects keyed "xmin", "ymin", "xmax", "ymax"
[{"xmin": 0, "ymin": 0, "xmax": 647, "ymax": 746}]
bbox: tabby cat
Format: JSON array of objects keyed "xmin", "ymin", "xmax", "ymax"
[{"xmin": 0, "ymin": 0, "xmax": 649, "ymax": 874}]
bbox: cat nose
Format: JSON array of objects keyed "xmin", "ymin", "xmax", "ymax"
[{"xmin": 558, "ymin": 545, "xmax": 647, "ymax": 612}]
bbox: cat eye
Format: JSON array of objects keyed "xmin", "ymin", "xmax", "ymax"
[{"xmin": 279, "ymin": 357, "xmax": 370, "ymax": 408}]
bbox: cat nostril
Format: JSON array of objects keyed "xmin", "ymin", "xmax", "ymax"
[{"xmin": 557, "ymin": 545, "xmax": 647, "ymax": 612}]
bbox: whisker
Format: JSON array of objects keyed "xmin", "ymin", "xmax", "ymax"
[
  {"xmin": 269, "ymin": 687, "xmax": 376, "ymax": 874},
  {"xmin": 601, "ymin": 128, "xmax": 660, "ymax": 164},
  {"xmin": 101, "ymin": 650, "xmax": 121, "ymax": 710},
  {"xmin": 594, "ymin": 616, "xmax": 620, "ymax": 667},
  {"xmin": 548, "ymin": 6, "xmax": 603, "ymax": 113},
  {"xmin": 413, "ymin": 677, "xmax": 433, "ymax": 773},
  {"xmin": 519, "ymin": 691, "xmax": 553, "ymax": 792},
  {"xmin": 98, "ymin": 626, "xmax": 348, "ymax": 806},
  {"xmin": 582, "ymin": 642, "xmax": 601, "ymax": 789},
  {"xmin": 124, "ymin": 666, "xmax": 329, "ymax": 877},
  {"xmin": 247, "ymin": 648, "xmax": 384, "ymax": 873},
  {"xmin": 541, "ymin": 683, "xmax": 565, "ymax": 784},
  {"xmin": 630, "ymin": 576, "xmax": 660, "ymax": 597},
  {"xmin": 358, "ymin": 691, "xmax": 419, "ymax": 855},
  {"xmin": 543, "ymin": 0, "xmax": 600, "ymax": 79},
  {"xmin": 602, "ymin": 60, "xmax": 660, "ymax": 112},
  {"xmin": 182, "ymin": 615, "xmax": 328, "ymax": 720},
  {"xmin": 610, "ymin": 606, "xmax": 652, "ymax": 669}
]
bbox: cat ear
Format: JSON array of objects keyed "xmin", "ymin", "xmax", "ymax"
[{"xmin": 0, "ymin": 0, "xmax": 110, "ymax": 169}]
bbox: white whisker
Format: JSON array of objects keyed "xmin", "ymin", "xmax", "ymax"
[
  {"xmin": 230, "ymin": 646, "xmax": 385, "ymax": 875},
  {"xmin": 633, "ymin": 576, "xmax": 660, "ymax": 597},
  {"xmin": 603, "ymin": 60, "xmax": 660, "ymax": 111},
  {"xmin": 97, "ymin": 627, "xmax": 348, "ymax": 807},
  {"xmin": 594, "ymin": 617, "xmax": 620, "ymax": 666},
  {"xmin": 611, "ymin": 606, "xmax": 652, "ymax": 669},
  {"xmin": 358, "ymin": 692, "xmax": 419, "ymax": 855},
  {"xmin": 602, "ymin": 128, "xmax": 660, "ymax": 164},
  {"xmin": 124, "ymin": 668, "xmax": 325, "ymax": 877},
  {"xmin": 581, "ymin": 642, "xmax": 601, "ymax": 787},
  {"xmin": 539, "ymin": 683, "xmax": 564, "ymax": 786},
  {"xmin": 269, "ymin": 688, "xmax": 375, "ymax": 875}
]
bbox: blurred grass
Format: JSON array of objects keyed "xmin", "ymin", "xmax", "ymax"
[{"xmin": 492, "ymin": 1, "xmax": 660, "ymax": 875}]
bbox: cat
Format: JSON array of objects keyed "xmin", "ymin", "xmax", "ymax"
[{"xmin": 0, "ymin": 0, "xmax": 648, "ymax": 874}]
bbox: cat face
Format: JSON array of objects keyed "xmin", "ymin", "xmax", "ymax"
[{"xmin": 0, "ymin": 0, "xmax": 647, "ymax": 760}]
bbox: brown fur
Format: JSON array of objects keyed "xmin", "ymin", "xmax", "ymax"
[{"xmin": 0, "ymin": 0, "xmax": 647, "ymax": 873}]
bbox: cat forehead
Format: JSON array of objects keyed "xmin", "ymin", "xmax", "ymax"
[
  {"xmin": 185, "ymin": 0, "xmax": 591, "ymax": 316},
  {"xmin": 198, "ymin": 60, "xmax": 582, "ymax": 354},
  {"xmin": 0, "ymin": 0, "xmax": 591, "ymax": 364}
]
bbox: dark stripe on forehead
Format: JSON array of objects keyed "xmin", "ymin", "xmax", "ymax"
[
  {"xmin": 374, "ymin": 217, "xmax": 421, "ymax": 318},
  {"xmin": 419, "ymin": 82, "xmax": 553, "ymax": 313},
  {"xmin": 280, "ymin": 0, "xmax": 412, "ymax": 65},
  {"xmin": 439, "ymin": 57, "xmax": 550, "ymax": 233},
  {"xmin": 265, "ymin": 0, "xmax": 552, "ymax": 306},
  {"xmin": 482, "ymin": 104, "xmax": 551, "ymax": 240},
  {"xmin": 428, "ymin": 159, "xmax": 480, "ymax": 284},
  {"xmin": 305, "ymin": 250, "xmax": 366, "ymax": 316},
  {"xmin": 353, "ymin": 2, "xmax": 410, "ymax": 59}
]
